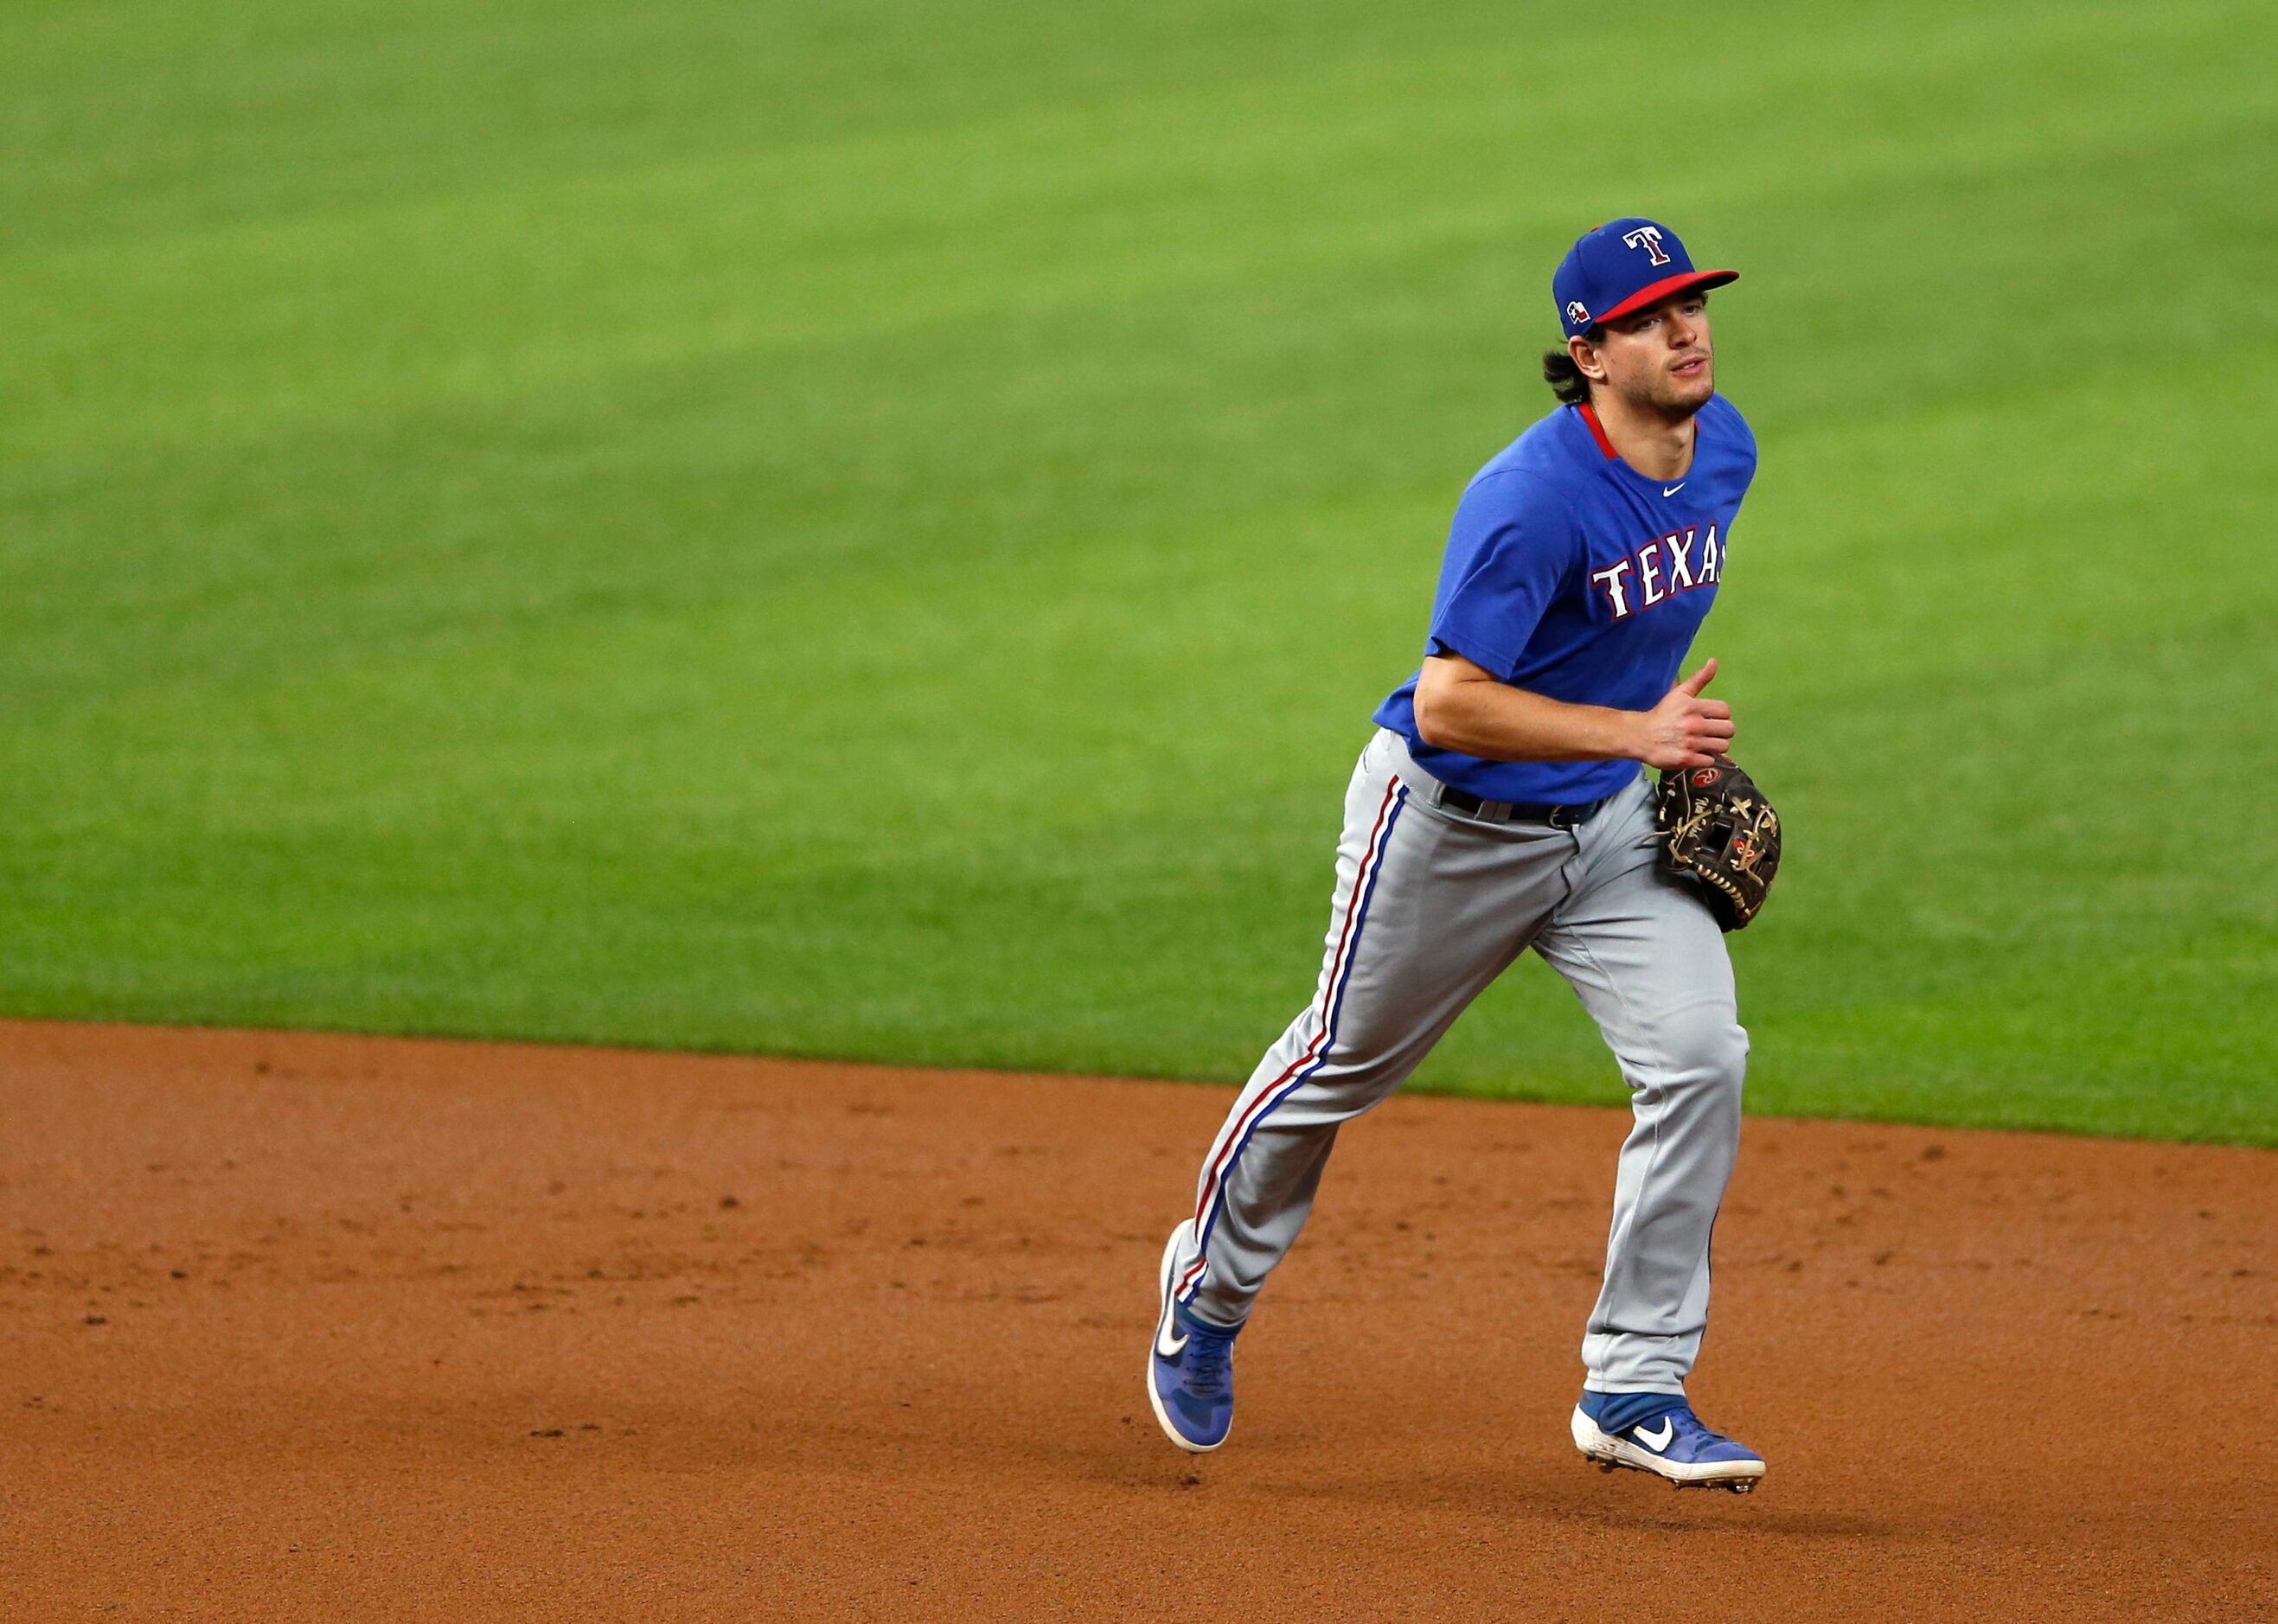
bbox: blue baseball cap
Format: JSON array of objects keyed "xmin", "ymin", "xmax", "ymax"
[{"xmin": 1553, "ymin": 218, "xmax": 1737, "ymax": 339}]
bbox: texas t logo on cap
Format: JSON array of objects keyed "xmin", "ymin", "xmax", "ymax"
[
  {"xmin": 1622, "ymin": 226, "xmax": 1673, "ymax": 266},
  {"xmin": 1553, "ymin": 217, "xmax": 1738, "ymax": 340}
]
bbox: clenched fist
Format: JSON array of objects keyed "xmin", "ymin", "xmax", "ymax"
[{"xmin": 1632, "ymin": 658, "xmax": 1734, "ymax": 770}]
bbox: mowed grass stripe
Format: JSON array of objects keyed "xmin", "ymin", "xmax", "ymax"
[
  {"xmin": 7, "ymin": 368, "xmax": 2270, "ymax": 1135},
  {"xmin": 7, "ymin": 4, "xmax": 2270, "ymax": 459},
  {"xmin": 7, "ymin": 112, "xmax": 2261, "ymax": 715}
]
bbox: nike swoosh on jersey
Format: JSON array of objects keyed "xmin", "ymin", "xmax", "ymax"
[
  {"xmin": 1662, "ymin": 482, "xmax": 1686, "ymax": 497},
  {"xmin": 1634, "ymin": 1416, "xmax": 1675, "ymax": 1452}
]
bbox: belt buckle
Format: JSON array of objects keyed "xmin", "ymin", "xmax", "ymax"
[{"xmin": 1546, "ymin": 804, "xmax": 1577, "ymax": 830}]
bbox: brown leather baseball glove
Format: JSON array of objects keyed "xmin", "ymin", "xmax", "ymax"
[{"xmin": 1654, "ymin": 758, "xmax": 1782, "ymax": 931}]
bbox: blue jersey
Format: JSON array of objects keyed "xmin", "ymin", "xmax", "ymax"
[{"xmin": 1372, "ymin": 395, "xmax": 1758, "ymax": 805}]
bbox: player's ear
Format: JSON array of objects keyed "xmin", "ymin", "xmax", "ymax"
[{"xmin": 1568, "ymin": 332, "xmax": 1608, "ymax": 384}]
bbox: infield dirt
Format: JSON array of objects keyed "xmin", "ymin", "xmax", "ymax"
[{"xmin": 1, "ymin": 1020, "xmax": 2270, "ymax": 1620}]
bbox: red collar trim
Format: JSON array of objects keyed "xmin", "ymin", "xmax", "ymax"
[{"xmin": 1577, "ymin": 402, "xmax": 1619, "ymax": 460}]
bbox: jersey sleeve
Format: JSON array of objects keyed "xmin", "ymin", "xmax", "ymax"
[
  {"xmin": 1421, "ymin": 470, "xmax": 1578, "ymax": 681},
  {"xmin": 1712, "ymin": 393, "xmax": 1760, "ymax": 487}
]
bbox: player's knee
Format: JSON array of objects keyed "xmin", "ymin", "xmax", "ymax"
[
  {"xmin": 1661, "ymin": 1014, "xmax": 1748, "ymax": 1100},
  {"xmin": 1305, "ymin": 1019, "xmax": 1427, "ymax": 1105}
]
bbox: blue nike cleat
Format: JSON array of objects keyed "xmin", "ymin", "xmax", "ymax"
[
  {"xmin": 1147, "ymin": 1222, "xmax": 1240, "ymax": 1453},
  {"xmin": 1571, "ymin": 1390, "xmax": 1766, "ymax": 1492}
]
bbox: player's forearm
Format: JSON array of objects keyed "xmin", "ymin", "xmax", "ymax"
[{"xmin": 1413, "ymin": 678, "xmax": 1642, "ymax": 764}]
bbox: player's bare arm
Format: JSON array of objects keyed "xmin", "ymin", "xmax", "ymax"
[{"xmin": 1412, "ymin": 652, "xmax": 1733, "ymax": 770}]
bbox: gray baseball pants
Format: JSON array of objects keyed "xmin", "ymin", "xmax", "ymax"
[{"xmin": 1168, "ymin": 728, "xmax": 1746, "ymax": 1394}]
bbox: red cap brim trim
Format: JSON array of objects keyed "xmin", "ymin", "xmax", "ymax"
[{"xmin": 1593, "ymin": 268, "xmax": 1739, "ymax": 327}]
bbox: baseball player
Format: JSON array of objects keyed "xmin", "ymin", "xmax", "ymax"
[{"xmin": 1149, "ymin": 219, "xmax": 1768, "ymax": 1491}]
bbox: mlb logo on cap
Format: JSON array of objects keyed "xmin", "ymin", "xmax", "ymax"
[{"xmin": 1553, "ymin": 218, "xmax": 1738, "ymax": 339}]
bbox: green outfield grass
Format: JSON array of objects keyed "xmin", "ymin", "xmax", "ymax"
[{"xmin": 5, "ymin": 0, "xmax": 2274, "ymax": 1141}]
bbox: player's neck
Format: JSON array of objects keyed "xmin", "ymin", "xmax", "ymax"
[{"xmin": 1584, "ymin": 393, "xmax": 1698, "ymax": 483}]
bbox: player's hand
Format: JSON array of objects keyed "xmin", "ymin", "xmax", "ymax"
[{"xmin": 1632, "ymin": 659, "xmax": 1734, "ymax": 770}]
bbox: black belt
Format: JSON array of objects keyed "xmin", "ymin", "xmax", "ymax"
[{"xmin": 1430, "ymin": 784, "xmax": 1610, "ymax": 828}]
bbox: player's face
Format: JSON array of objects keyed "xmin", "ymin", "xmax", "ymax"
[{"xmin": 1583, "ymin": 293, "xmax": 1715, "ymax": 418}]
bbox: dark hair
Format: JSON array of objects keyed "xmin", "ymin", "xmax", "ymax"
[{"xmin": 1541, "ymin": 342, "xmax": 1595, "ymax": 406}]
